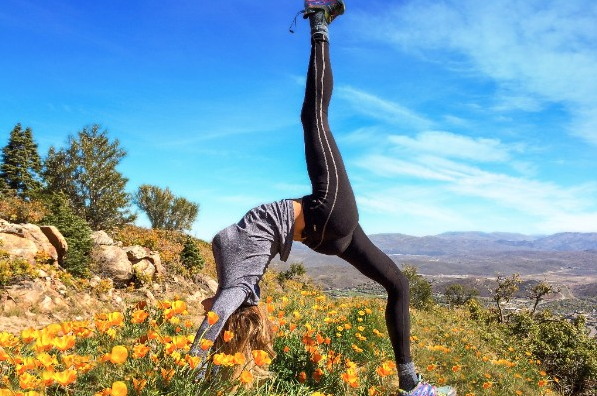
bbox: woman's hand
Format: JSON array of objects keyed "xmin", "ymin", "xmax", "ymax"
[{"xmin": 201, "ymin": 297, "xmax": 215, "ymax": 312}]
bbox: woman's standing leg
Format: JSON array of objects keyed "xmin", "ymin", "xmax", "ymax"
[{"xmin": 339, "ymin": 225, "xmax": 419, "ymax": 391}]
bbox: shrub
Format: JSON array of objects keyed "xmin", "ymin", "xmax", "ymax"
[
  {"xmin": 277, "ymin": 263, "xmax": 306, "ymax": 283},
  {"xmin": 41, "ymin": 193, "xmax": 93, "ymax": 278},
  {"xmin": 402, "ymin": 265, "xmax": 434, "ymax": 310},
  {"xmin": 180, "ymin": 235, "xmax": 205, "ymax": 272},
  {"xmin": 0, "ymin": 248, "xmax": 35, "ymax": 287},
  {"xmin": 444, "ymin": 283, "xmax": 479, "ymax": 306},
  {"xmin": 525, "ymin": 312, "xmax": 596, "ymax": 396},
  {"xmin": 0, "ymin": 194, "xmax": 47, "ymax": 223}
]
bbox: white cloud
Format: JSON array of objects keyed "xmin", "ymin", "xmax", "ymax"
[
  {"xmin": 353, "ymin": 0, "xmax": 597, "ymax": 145},
  {"xmin": 355, "ymin": 148, "xmax": 597, "ymax": 228},
  {"xmin": 389, "ymin": 131, "xmax": 511, "ymax": 162},
  {"xmin": 336, "ymin": 85, "xmax": 433, "ymax": 129}
]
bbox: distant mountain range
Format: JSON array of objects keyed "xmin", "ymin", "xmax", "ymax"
[
  {"xmin": 367, "ymin": 231, "xmax": 597, "ymax": 255},
  {"xmin": 272, "ymin": 232, "xmax": 597, "ymax": 295}
]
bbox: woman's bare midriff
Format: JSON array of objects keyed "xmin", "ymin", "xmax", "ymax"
[{"xmin": 292, "ymin": 199, "xmax": 306, "ymax": 241}]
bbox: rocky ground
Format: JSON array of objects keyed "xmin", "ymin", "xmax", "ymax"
[{"xmin": 0, "ymin": 270, "xmax": 217, "ymax": 335}]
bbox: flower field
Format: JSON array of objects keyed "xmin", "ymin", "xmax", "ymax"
[{"xmin": 0, "ymin": 286, "xmax": 560, "ymax": 396}]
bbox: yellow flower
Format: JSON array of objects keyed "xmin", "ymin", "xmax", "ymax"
[
  {"xmin": 53, "ymin": 369, "xmax": 77, "ymax": 387},
  {"xmin": 223, "ymin": 352, "xmax": 241, "ymax": 366},
  {"xmin": 186, "ymin": 355, "xmax": 202, "ymax": 369},
  {"xmin": 52, "ymin": 335, "xmax": 76, "ymax": 352},
  {"xmin": 252, "ymin": 350, "xmax": 271, "ymax": 366},
  {"xmin": 376, "ymin": 361, "xmax": 396, "ymax": 377},
  {"xmin": 207, "ymin": 311, "xmax": 219, "ymax": 325},
  {"xmin": 19, "ymin": 372, "xmax": 40, "ymax": 390},
  {"xmin": 341, "ymin": 368, "xmax": 359, "ymax": 388},
  {"xmin": 109, "ymin": 346, "xmax": 128, "ymax": 364},
  {"xmin": 240, "ymin": 371, "xmax": 253, "ymax": 384},
  {"xmin": 200, "ymin": 339, "xmax": 213, "ymax": 351},
  {"xmin": 111, "ymin": 381, "xmax": 128, "ymax": 396},
  {"xmin": 131, "ymin": 310, "xmax": 149, "ymax": 324},
  {"xmin": 133, "ymin": 378, "xmax": 147, "ymax": 394},
  {"xmin": 132, "ymin": 344, "xmax": 150, "ymax": 359},
  {"xmin": 223, "ymin": 330, "xmax": 235, "ymax": 343}
]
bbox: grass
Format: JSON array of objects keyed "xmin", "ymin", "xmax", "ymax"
[{"xmin": 0, "ymin": 281, "xmax": 562, "ymax": 396}]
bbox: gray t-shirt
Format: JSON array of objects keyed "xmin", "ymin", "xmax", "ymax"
[{"xmin": 190, "ymin": 199, "xmax": 295, "ymax": 357}]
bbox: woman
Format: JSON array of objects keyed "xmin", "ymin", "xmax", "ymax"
[{"xmin": 190, "ymin": 2, "xmax": 456, "ymax": 395}]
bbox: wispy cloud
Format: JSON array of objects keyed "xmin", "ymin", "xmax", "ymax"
[
  {"xmin": 352, "ymin": 0, "xmax": 597, "ymax": 145},
  {"xmin": 336, "ymin": 85, "xmax": 434, "ymax": 129},
  {"xmin": 389, "ymin": 131, "xmax": 514, "ymax": 162},
  {"xmin": 351, "ymin": 129, "xmax": 597, "ymax": 234}
]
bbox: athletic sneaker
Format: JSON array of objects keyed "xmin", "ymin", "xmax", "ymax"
[
  {"xmin": 398, "ymin": 375, "xmax": 457, "ymax": 396},
  {"xmin": 303, "ymin": 0, "xmax": 345, "ymax": 23}
]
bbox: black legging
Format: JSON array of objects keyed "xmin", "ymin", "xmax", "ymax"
[{"xmin": 300, "ymin": 40, "xmax": 412, "ymax": 364}]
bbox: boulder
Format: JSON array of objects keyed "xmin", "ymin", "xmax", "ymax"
[
  {"xmin": 132, "ymin": 259, "xmax": 156, "ymax": 281},
  {"xmin": 148, "ymin": 252, "xmax": 165, "ymax": 275},
  {"xmin": 0, "ymin": 220, "xmax": 58, "ymax": 264},
  {"xmin": 124, "ymin": 245, "xmax": 149, "ymax": 261},
  {"xmin": 91, "ymin": 231, "xmax": 115, "ymax": 246},
  {"xmin": 193, "ymin": 273, "xmax": 219, "ymax": 294},
  {"xmin": 40, "ymin": 226, "xmax": 68, "ymax": 264},
  {"xmin": 0, "ymin": 233, "xmax": 38, "ymax": 263},
  {"xmin": 92, "ymin": 245, "xmax": 133, "ymax": 286},
  {"xmin": 20, "ymin": 224, "xmax": 58, "ymax": 262},
  {"xmin": 124, "ymin": 246, "xmax": 164, "ymax": 278}
]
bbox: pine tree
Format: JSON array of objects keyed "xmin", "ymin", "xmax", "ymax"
[
  {"xmin": 0, "ymin": 123, "xmax": 42, "ymax": 198},
  {"xmin": 41, "ymin": 193, "xmax": 93, "ymax": 277},
  {"xmin": 134, "ymin": 184, "xmax": 199, "ymax": 231},
  {"xmin": 180, "ymin": 235, "xmax": 204, "ymax": 271},
  {"xmin": 43, "ymin": 124, "xmax": 135, "ymax": 230}
]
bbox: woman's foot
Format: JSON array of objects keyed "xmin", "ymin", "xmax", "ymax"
[
  {"xmin": 303, "ymin": 0, "xmax": 345, "ymax": 23},
  {"xmin": 398, "ymin": 375, "xmax": 457, "ymax": 396}
]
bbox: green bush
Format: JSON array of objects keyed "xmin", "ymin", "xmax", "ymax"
[
  {"xmin": 277, "ymin": 262, "xmax": 306, "ymax": 283},
  {"xmin": 180, "ymin": 235, "xmax": 204, "ymax": 272},
  {"xmin": 0, "ymin": 247, "xmax": 35, "ymax": 287},
  {"xmin": 403, "ymin": 264, "xmax": 434, "ymax": 310},
  {"xmin": 41, "ymin": 193, "xmax": 93, "ymax": 278}
]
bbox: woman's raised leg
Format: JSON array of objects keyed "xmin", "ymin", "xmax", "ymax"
[{"xmin": 300, "ymin": 6, "xmax": 358, "ymax": 255}]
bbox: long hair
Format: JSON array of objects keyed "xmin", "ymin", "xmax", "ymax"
[{"xmin": 213, "ymin": 304, "xmax": 276, "ymax": 384}]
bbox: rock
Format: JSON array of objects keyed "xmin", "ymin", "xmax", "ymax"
[
  {"xmin": 20, "ymin": 224, "xmax": 58, "ymax": 262},
  {"xmin": 0, "ymin": 221, "xmax": 58, "ymax": 264},
  {"xmin": 132, "ymin": 259, "xmax": 156, "ymax": 281},
  {"xmin": 187, "ymin": 290, "xmax": 207, "ymax": 303},
  {"xmin": 91, "ymin": 231, "xmax": 115, "ymax": 246},
  {"xmin": 148, "ymin": 252, "xmax": 165, "ymax": 275},
  {"xmin": 193, "ymin": 274, "xmax": 219, "ymax": 294},
  {"xmin": 89, "ymin": 276, "xmax": 101, "ymax": 288},
  {"xmin": 0, "ymin": 233, "xmax": 38, "ymax": 263},
  {"xmin": 145, "ymin": 290, "xmax": 156, "ymax": 302},
  {"xmin": 1, "ymin": 296, "xmax": 17, "ymax": 313},
  {"xmin": 40, "ymin": 226, "xmax": 68, "ymax": 264},
  {"xmin": 92, "ymin": 245, "xmax": 133, "ymax": 286},
  {"xmin": 123, "ymin": 246, "xmax": 163, "ymax": 279},
  {"xmin": 3, "ymin": 281, "xmax": 45, "ymax": 311},
  {"xmin": 39, "ymin": 296, "xmax": 55, "ymax": 312},
  {"xmin": 124, "ymin": 246, "xmax": 149, "ymax": 261}
]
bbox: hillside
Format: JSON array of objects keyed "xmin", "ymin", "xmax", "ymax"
[{"xmin": 274, "ymin": 232, "xmax": 597, "ymax": 296}]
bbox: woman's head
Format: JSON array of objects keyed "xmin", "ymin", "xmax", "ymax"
[{"xmin": 213, "ymin": 304, "xmax": 276, "ymax": 383}]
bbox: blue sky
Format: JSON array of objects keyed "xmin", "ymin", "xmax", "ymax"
[{"xmin": 1, "ymin": 0, "xmax": 597, "ymax": 240}]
